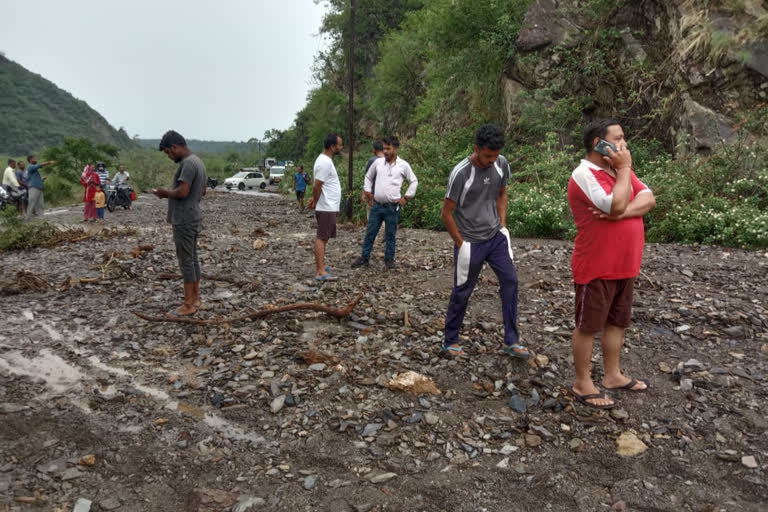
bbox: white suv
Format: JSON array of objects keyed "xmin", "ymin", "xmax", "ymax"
[
  {"xmin": 269, "ymin": 166, "xmax": 286, "ymax": 184},
  {"xmin": 224, "ymin": 169, "xmax": 267, "ymax": 190}
]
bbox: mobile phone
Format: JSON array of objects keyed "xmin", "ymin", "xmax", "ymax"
[{"xmin": 594, "ymin": 139, "xmax": 617, "ymax": 156}]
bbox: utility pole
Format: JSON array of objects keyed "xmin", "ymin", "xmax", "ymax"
[{"xmin": 345, "ymin": 0, "xmax": 356, "ymax": 220}]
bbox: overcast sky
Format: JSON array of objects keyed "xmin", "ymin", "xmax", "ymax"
[{"xmin": 1, "ymin": 0, "xmax": 328, "ymax": 141}]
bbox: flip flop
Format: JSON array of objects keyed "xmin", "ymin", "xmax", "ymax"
[
  {"xmin": 440, "ymin": 344, "xmax": 466, "ymax": 358},
  {"xmin": 605, "ymin": 378, "xmax": 650, "ymax": 392},
  {"xmin": 571, "ymin": 390, "xmax": 615, "ymax": 409},
  {"xmin": 502, "ymin": 344, "xmax": 530, "ymax": 360},
  {"xmin": 315, "ymin": 274, "xmax": 338, "ymax": 282}
]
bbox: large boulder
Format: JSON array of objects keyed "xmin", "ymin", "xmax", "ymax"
[
  {"xmin": 516, "ymin": 0, "xmax": 570, "ymax": 51},
  {"xmin": 679, "ymin": 98, "xmax": 737, "ymax": 154},
  {"xmin": 744, "ymin": 41, "xmax": 768, "ymax": 79}
]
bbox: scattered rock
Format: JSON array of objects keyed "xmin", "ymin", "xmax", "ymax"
[
  {"xmin": 73, "ymin": 498, "xmax": 92, "ymax": 512},
  {"xmin": 302, "ymin": 475, "xmax": 318, "ymax": 490},
  {"xmin": 368, "ymin": 472, "xmax": 397, "ymax": 484},
  {"xmin": 616, "ymin": 432, "xmax": 647, "ymax": 457},
  {"xmin": 387, "ymin": 371, "xmax": 441, "ymax": 395},
  {"xmin": 507, "ymin": 394, "xmax": 527, "ymax": 413},
  {"xmin": 742, "ymin": 455, "xmax": 758, "ymax": 469},
  {"xmin": 270, "ymin": 395, "xmax": 286, "ymax": 414}
]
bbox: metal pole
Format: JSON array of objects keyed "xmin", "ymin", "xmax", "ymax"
[{"xmin": 346, "ymin": 0, "xmax": 356, "ymax": 220}]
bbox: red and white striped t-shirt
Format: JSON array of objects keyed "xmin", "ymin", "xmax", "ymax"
[{"xmin": 567, "ymin": 159, "xmax": 651, "ymax": 284}]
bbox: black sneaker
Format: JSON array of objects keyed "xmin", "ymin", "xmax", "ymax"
[
  {"xmin": 351, "ymin": 257, "xmax": 369, "ymax": 268},
  {"xmin": 384, "ymin": 260, "xmax": 395, "ymax": 269}
]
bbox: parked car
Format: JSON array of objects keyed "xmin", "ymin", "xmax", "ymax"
[
  {"xmin": 224, "ymin": 169, "xmax": 267, "ymax": 191},
  {"xmin": 269, "ymin": 165, "xmax": 286, "ymax": 184}
]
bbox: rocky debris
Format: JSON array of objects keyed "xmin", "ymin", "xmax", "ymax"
[
  {"xmin": 387, "ymin": 371, "xmax": 440, "ymax": 395},
  {"xmin": 516, "ymin": 0, "xmax": 571, "ymax": 51},
  {"xmin": 616, "ymin": 432, "xmax": 648, "ymax": 457},
  {"xmin": 680, "ymin": 97, "xmax": 737, "ymax": 154},
  {"xmin": 0, "ymin": 193, "xmax": 766, "ymax": 511},
  {"xmin": 73, "ymin": 498, "xmax": 92, "ymax": 512},
  {"xmin": 742, "ymin": 456, "xmax": 758, "ymax": 469}
]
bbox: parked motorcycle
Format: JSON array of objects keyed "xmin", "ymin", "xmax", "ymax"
[
  {"xmin": 0, "ymin": 185, "xmax": 27, "ymax": 211},
  {"xmin": 106, "ymin": 183, "xmax": 133, "ymax": 212},
  {"xmin": 207, "ymin": 177, "xmax": 218, "ymax": 189}
]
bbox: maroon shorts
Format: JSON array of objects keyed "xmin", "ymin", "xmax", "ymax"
[
  {"xmin": 574, "ymin": 278, "xmax": 635, "ymax": 333},
  {"xmin": 315, "ymin": 211, "xmax": 337, "ymax": 241}
]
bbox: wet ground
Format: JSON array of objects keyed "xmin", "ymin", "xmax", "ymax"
[{"xmin": 1, "ymin": 190, "xmax": 767, "ymax": 511}]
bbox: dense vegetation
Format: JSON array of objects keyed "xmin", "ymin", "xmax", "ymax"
[
  {"xmin": 0, "ymin": 55, "xmax": 135, "ymax": 155},
  {"xmin": 268, "ymin": 0, "xmax": 768, "ymax": 249}
]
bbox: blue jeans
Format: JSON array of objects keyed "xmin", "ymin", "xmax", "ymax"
[
  {"xmin": 444, "ymin": 229, "xmax": 520, "ymax": 347},
  {"xmin": 361, "ymin": 202, "xmax": 400, "ymax": 262}
]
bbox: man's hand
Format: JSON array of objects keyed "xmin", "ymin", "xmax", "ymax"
[
  {"xmin": 588, "ymin": 206, "xmax": 622, "ymax": 220},
  {"xmin": 398, "ymin": 197, "xmax": 407, "ymax": 206},
  {"xmin": 152, "ymin": 188, "xmax": 168, "ymax": 199},
  {"xmin": 602, "ymin": 142, "xmax": 632, "ymax": 171},
  {"xmin": 307, "ymin": 198, "xmax": 316, "ymax": 209}
]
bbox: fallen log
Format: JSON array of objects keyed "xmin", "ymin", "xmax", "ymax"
[{"xmin": 134, "ymin": 293, "xmax": 363, "ymax": 325}]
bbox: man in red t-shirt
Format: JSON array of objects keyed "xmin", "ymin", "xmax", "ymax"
[{"xmin": 566, "ymin": 119, "xmax": 656, "ymax": 409}]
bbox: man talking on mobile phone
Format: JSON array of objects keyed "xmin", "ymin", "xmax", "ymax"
[{"xmin": 566, "ymin": 119, "xmax": 656, "ymax": 409}]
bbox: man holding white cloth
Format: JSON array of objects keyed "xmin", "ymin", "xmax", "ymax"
[{"xmin": 352, "ymin": 136, "xmax": 418, "ymax": 269}]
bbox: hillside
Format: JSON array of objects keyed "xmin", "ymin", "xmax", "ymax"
[
  {"xmin": 268, "ymin": 0, "xmax": 768, "ymax": 249},
  {"xmin": 0, "ymin": 55, "xmax": 135, "ymax": 154},
  {"xmin": 136, "ymin": 138, "xmax": 266, "ymax": 155}
]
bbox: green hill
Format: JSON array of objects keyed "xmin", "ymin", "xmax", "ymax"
[
  {"xmin": 136, "ymin": 138, "xmax": 266, "ymax": 155},
  {"xmin": 0, "ymin": 54, "xmax": 135, "ymax": 154}
]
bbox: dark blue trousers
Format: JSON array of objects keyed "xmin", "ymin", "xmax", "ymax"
[
  {"xmin": 444, "ymin": 229, "xmax": 520, "ymax": 347},
  {"xmin": 361, "ymin": 202, "xmax": 399, "ymax": 262}
]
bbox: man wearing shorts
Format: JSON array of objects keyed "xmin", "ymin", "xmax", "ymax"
[
  {"xmin": 153, "ymin": 130, "xmax": 207, "ymax": 317},
  {"xmin": 441, "ymin": 124, "xmax": 527, "ymax": 359},
  {"xmin": 567, "ymin": 119, "xmax": 656, "ymax": 408},
  {"xmin": 293, "ymin": 165, "xmax": 310, "ymax": 210},
  {"xmin": 307, "ymin": 133, "xmax": 343, "ymax": 281}
]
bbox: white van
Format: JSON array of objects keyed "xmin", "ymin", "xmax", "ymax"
[{"xmin": 269, "ymin": 166, "xmax": 286, "ymax": 184}]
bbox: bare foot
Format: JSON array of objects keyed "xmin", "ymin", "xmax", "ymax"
[
  {"xmin": 168, "ymin": 304, "xmax": 197, "ymax": 317},
  {"xmin": 602, "ymin": 375, "xmax": 648, "ymax": 391}
]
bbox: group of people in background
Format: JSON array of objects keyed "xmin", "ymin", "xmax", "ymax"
[
  {"xmin": 3, "ymin": 156, "xmax": 56, "ymax": 219},
  {"xmin": 80, "ymin": 162, "xmax": 132, "ymax": 222},
  {"xmin": 304, "ymin": 120, "xmax": 656, "ymax": 410}
]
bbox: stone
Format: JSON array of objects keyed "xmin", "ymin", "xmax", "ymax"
[
  {"xmin": 61, "ymin": 467, "xmax": 83, "ymax": 481},
  {"xmin": 500, "ymin": 444, "xmax": 519, "ymax": 455},
  {"xmin": 368, "ymin": 472, "xmax": 397, "ymax": 483},
  {"xmin": 232, "ymin": 496, "xmax": 266, "ymax": 511},
  {"xmin": 270, "ymin": 395, "xmax": 286, "ymax": 414},
  {"xmin": 424, "ymin": 412, "xmax": 439, "ymax": 425},
  {"xmin": 741, "ymin": 455, "xmax": 758, "ymax": 469},
  {"xmin": 745, "ymin": 41, "xmax": 768, "ymax": 79},
  {"xmin": 73, "ymin": 498, "xmax": 93, "ymax": 512},
  {"xmin": 100, "ymin": 497, "xmax": 121, "ymax": 510},
  {"xmin": 610, "ymin": 408, "xmax": 629, "ymax": 421},
  {"xmin": 723, "ymin": 325, "xmax": 746, "ymax": 338},
  {"xmin": 387, "ymin": 371, "xmax": 441, "ymax": 395},
  {"xmin": 569, "ymin": 438, "xmax": 585, "ymax": 452},
  {"xmin": 679, "ymin": 98, "xmax": 737, "ymax": 155},
  {"xmin": 308, "ymin": 363, "xmax": 326, "ymax": 371},
  {"xmin": 79, "ymin": 454, "xmax": 96, "ymax": 466},
  {"xmin": 534, "ymin": 354, "xmax": 549, "ymax": 367},
  {"xmin": 516, "ymin": 0, "xmax": 568, "ymax": 51},
  {"xmin": 302, "ymin": 475, "xmax": 318, "ymax": 490},
  {"xmin": 525, "ymin": 434, "xmax": 542, "ymax": 447},
  {"xmin": 496, "ymin": 457, "xmax": 510, "ymax": 469},
  {"xmin": 611, "ymin": 501, "xmax": 627, "ymax": 512},
  {"xmin": 508, "ymin": 395, "xmax": 527, "ymax": 413},
  {"xmin": 361, "ymin": 423, "xmax": 383, "ymax": 437},
  {"xmin": 616, "ymin": 432, "xmax": 647, "ymax": 457},
  {"xmin": 680, "ymin": 378, "xmax": 694, "ymax": 392}
]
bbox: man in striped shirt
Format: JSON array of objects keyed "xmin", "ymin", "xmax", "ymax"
[{"xmin": 440, "ymin": 124, "xmax": 528, "ymax": 359}]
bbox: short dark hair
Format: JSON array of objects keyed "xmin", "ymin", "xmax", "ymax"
[
  {"xmin": 324, "ymin": 133, "xmax": 340, "ymax": 149},
  {"xmin": 158, "ymin": 130, "xmax": 187, "ymax": 151},
  {"xmin": 298, "ymin": 165, "xmax": 304, "ymax": 170},
  {"xmin": 27, "ymin": 155, "xmax": 34, "ymax": 162},
  {"xmin": 373, "ymin": 140, "xmax": 384, "ymax": 152},
  {"xmin": 7, "ymin": 159, "xmax": 15, "ymax": 165},
  {"xmin": 474, "ymin": 124, "xmax": 505, "ymax": 150},
  {"xmin": 583, "ymin": 119, "xmax": 622, "ymax": 153},
  {"xmin": 382, "ymin": 136, "xmax": 400, "ymax": 148}
]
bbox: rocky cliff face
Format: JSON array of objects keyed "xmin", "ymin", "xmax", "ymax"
[{"xmin": 506, "ymin": 0, "xmax": 768, "ymax": 155}]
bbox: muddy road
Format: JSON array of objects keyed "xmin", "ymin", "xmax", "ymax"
[{"xmin": 1, "ymin": 190, "xmax": 766, "ymax": 511}]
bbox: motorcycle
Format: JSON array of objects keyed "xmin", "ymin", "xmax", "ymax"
[
  {"xmin": 106, "ymin": 183, "xmax": 133, "ymax": 212},
  {"xmin": 207, "ymin": 177, "xmax": 218, "ymax": 189},
  {"xmin": 0, "ymin": 185, "xmax": 27, "ymax": 211}
]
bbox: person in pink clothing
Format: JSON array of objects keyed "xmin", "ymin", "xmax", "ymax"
[{"xmin": 80, "ymin": 163, "xmax": 99, "ymax": 222}]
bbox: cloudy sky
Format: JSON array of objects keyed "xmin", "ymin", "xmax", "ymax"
[{"xmin": 2, "ymin": 0, "xmax": 328, "ymax": 141}]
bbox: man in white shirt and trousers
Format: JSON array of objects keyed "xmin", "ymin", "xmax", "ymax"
[{"xmin": 352, "ymin": 136, "xmax": 418, "ymax": 269}]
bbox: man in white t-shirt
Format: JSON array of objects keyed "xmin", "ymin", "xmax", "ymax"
[{"xmin": 307, "ymin": 133, "xmax": 343, "ymax": 281}]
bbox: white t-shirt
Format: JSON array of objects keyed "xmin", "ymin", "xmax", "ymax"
[{"xmin": 313, "ymin": 153, "xmax": 341, "ymax": 212}]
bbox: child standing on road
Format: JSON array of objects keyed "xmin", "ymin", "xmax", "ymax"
[{"xmin": 94, "ymin": 185, "xmax": 106, "ymax": 222}]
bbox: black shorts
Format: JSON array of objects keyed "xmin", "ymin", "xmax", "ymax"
[
  {"xmin": 296, "ymin": 190, "xmax": 305, "ymax": 200},
  {"xmin": 574, "ymin": 278, "xmax": 635, "ymax": 333},
  {"xmin": 315, "ymin": 211, "xmax": 337, "ymax": 241}
]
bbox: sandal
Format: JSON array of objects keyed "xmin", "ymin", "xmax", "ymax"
[
  {"xmin": 502, "ymin": 344, "xmax": 530, "ymax": 360},
  {"xmin": 315, "ymin": 274, "xmax": 338, "ymax": 282},
  {"xmin": 604, "ymin": 378, "xmax": 650, "ymax": 392},
  {"xmin": 440, "ymin": 344, "xmax": 466, "ymax": 358},
  {"xmin": 167, "ymin": 307, "xmax": 197, "ymax": 318},
  {"xmin": 571, "ymin": 389, "xmax": 615, "ymax": 409}
]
